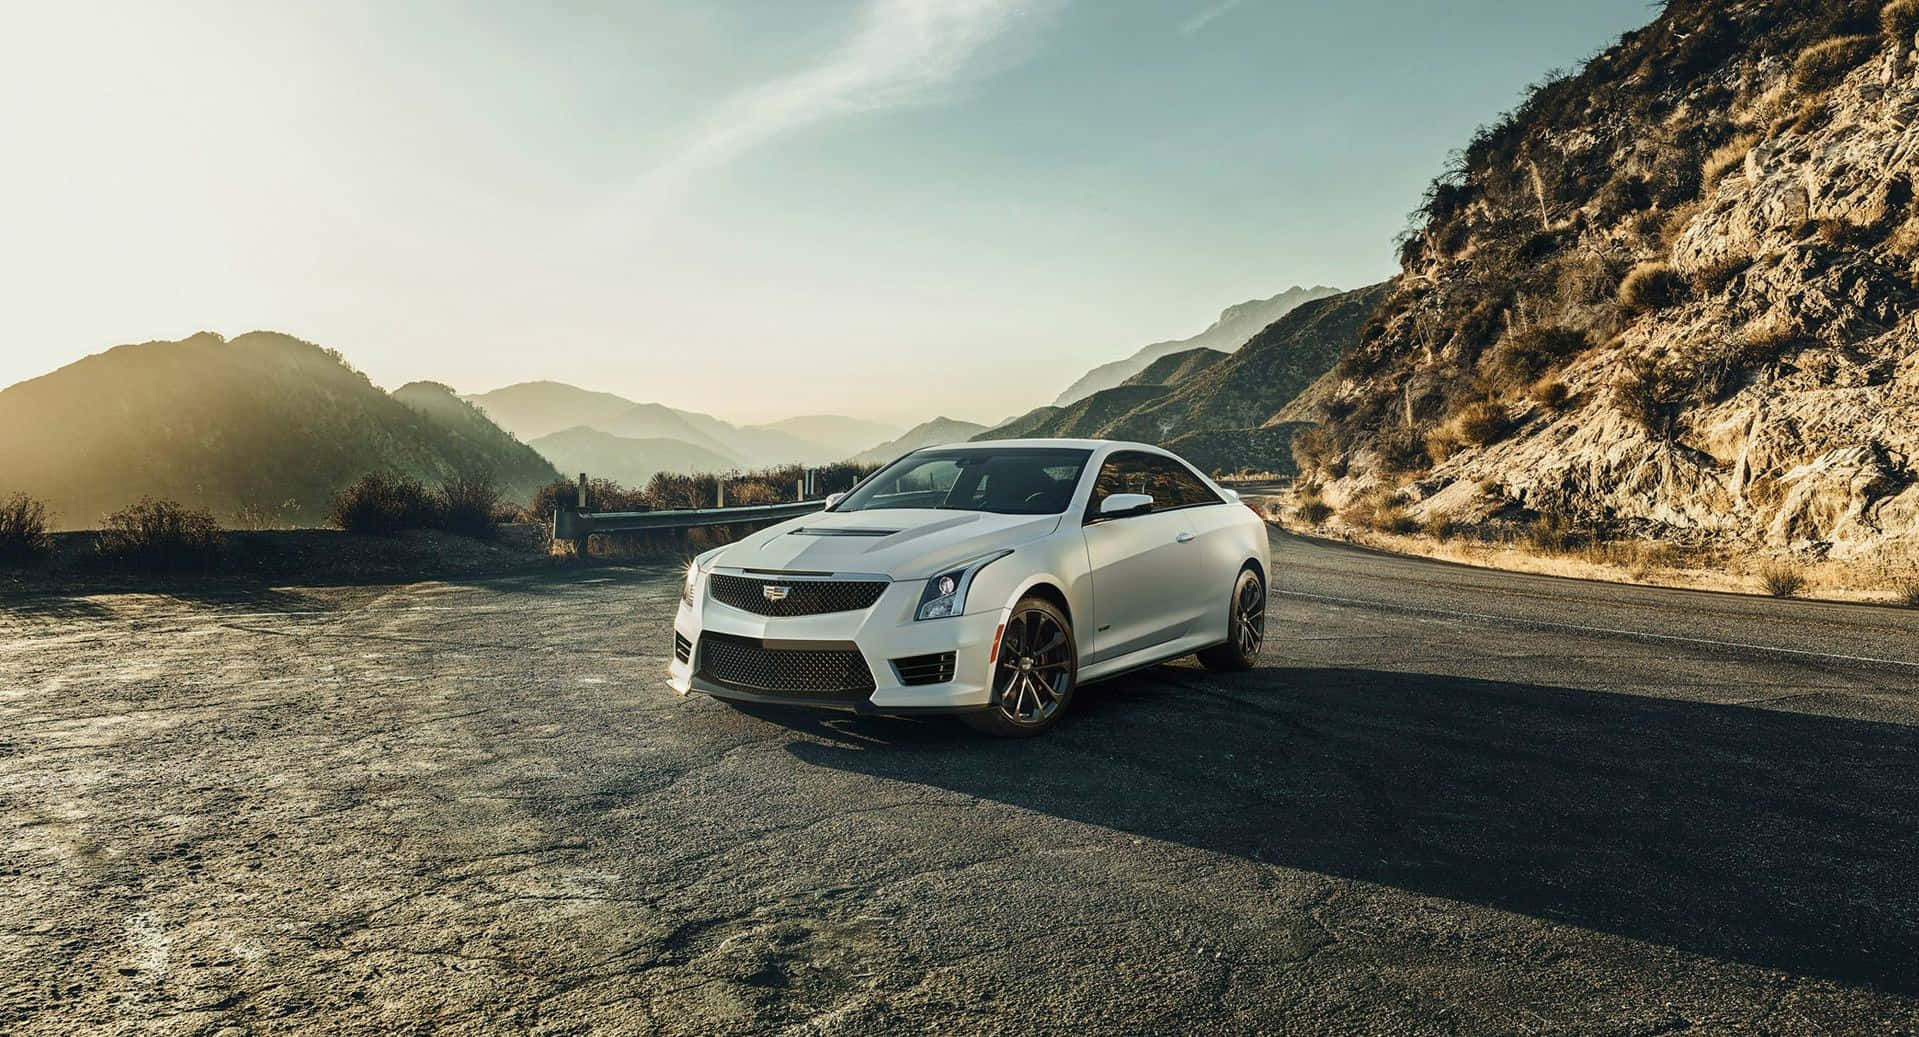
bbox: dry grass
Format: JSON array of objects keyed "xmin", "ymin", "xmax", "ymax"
[
  {"xmin": 1894, "ymin": 573, "xmax": 1919, "ymax": 608},
  {"xmin": 1422, "ymin": 511, "xmax": 1459, "ymax": 542},
  {"xmin": 1295, "ymin": 488, "xmax": 1334, "ymax": 526},
  {"xmin": 1887, "ymin": 0, "xmax": 1919, "ymax": 43},
  {"xmin": 1761, "ymin": 561, "xmax": 1809, "ymax": 598},
  {"xmin": 1620, "ymin": 261, "xmax": 1690, "ymax": 313},
  {"xmin": 1529, "ymin": 377, "xmax": 1572, "ymax": 412},
  {"xmin": 1793, "ymin": 34, "xmax": 1879, "ymax": 89},
  {"xmin": 1702, "ymin": 133, "xmax": 1760, "ymax": 189}
]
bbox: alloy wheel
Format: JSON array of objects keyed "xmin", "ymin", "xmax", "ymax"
[
  {"xmin": 992, "ymin": 608, "xmax": 1074, "ymax": 726},
  {"xmin": 1235, "ymin": 574, "xmax": 1265, "ymax": 658}
]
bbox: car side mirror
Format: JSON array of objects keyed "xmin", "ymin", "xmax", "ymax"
[
  {"xmin": 823, "ymin": 492, "xmax": 845, "ymax": 510},
  {"xmin": 1098, "ymin": 493, "xmax": 1154, "ymax": 519}
]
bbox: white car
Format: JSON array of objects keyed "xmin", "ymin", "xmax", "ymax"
[{"xmin": 668, "ymin": 440, "xmax": 1270, "ymax": 736}]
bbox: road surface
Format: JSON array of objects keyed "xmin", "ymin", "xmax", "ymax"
[{"xmin": 3, "ymin": 529, "xmax": 1917, "ymax": 1034}]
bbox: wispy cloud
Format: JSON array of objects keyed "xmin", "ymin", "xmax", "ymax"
[
  {"xmin": 622, "ymin": 0, "xmax": 1062, "ymax": 220},
  {"xmin": 1178, "ymin": 0, "xmax": 1243, "ymax": 36}
]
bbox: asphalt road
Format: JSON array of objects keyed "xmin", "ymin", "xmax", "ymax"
[{"xmin": 4, "ymin": 529, "xmax": 1918, "ymax": 1035}]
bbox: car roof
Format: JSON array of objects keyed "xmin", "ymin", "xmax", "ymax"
[{"xmin": 911, "ymin": 438, "xmax": 1160, "ymax": 453}]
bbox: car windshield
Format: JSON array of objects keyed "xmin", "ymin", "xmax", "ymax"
[{"xmin": 833, "ymin": 448, "xmax": 1092, "ymax": 515}]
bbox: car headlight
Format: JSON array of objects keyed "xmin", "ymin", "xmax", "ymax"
[
  {"xmin": 915, "ymin": 550, "xmax": 1012, "ymax": 621},
  {"xmin": 682, "ymin": 548, "xmax": 722, "ymax": 606}
]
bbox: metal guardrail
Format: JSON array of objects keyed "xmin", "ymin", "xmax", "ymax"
[{"xmin": 554, "ymin": 499, "xmax": 824, "ymax": 541}]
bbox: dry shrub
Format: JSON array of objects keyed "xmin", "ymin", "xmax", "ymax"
[
  {"xmin": 1793, "ymin": 35, "xmax": 1879, "ymax": 89},
  {"xmin": 1530, "ymin": 377, "xmax": 1572, "ymax": 411},
  {"xmin": 1340, "ymin": 490, "xmax": 1417, "ymax": 535},
  {"xmin": 1487, "ymin": 325, "xmax": 1589, "ymax": 386},
  {"xmin": 98, "ymin": 498, "xmax": 224, "ymax": 572},
  {"xmin": 1525, "ymin": 510, "xmax": 1579, "ymax": 554},
  {"xmin": 1761, "ymin": 561, "xmax": 1808, "ymax": 598},
  {"xmin": 330, "ymin": 473, "xmax": 438, "ymax": 534},
  {"xmin": 1887, "ymin": 0, "xmax": 1919, "ymax": 43},
  {"xmin": 437, "ymin": 476, "xmax": 501, "ymax": 539},
  {"xmin": 1702, "ymin": 134, "xmax": 1760, "ymax": 190},
  {"xmin": 1376, "ymin": 426, "xmax": 1432, "ymax": 476},
  {"xmin": 0, "ymin": 493, "xmax": 53, "ymax": 563},
  {"xmin": 1895, "ymin": 575, "xmax": 1919, "ymax": 608},
  {"xmin": 1619, "ymin": 262, "xmax": 1690, "ymax": 313},
  {"xmin": 1295, "ymin": 489, "xmax": 1333, "ymax": 526},
  {"xmin": 1452, "ymin": 400, "xmax": 1514, "ymax": 447},
  {"xmin": 1422, "ymin": 511, "xmax": 1459, "ymax": 542}
]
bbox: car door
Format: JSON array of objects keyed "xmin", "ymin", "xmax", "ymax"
[
  {"xmin": 1137, "ymin": 452, "xmax": 1242, "ymax": 638},
  {"xmin": 1081, "ymin": 451, "xmax": 1207, "ymax": 663}
]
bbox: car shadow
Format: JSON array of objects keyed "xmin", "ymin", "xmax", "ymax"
[{"xmin": 773, "ymin": 664, "xmax": 1919, "ymax": 994}]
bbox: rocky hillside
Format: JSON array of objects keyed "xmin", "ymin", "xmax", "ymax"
[
  {"xmin": 1120, "ymin": 347, "xmax": 1228, "ymax": 389},
  {"xmin": 1308, "ymin": 0, "xmax": 1919, "ymax": 561},
  {"xmin": 0, "ymin": 333, "xmax": 557, "ymax": 527},
  {"xmin": 1053, "ymin": 285, "xmax": 1340, "ymax": 405},
  {"xmin": 976, "ymin": 283, "xmax": 1387, "ymax": 475}
]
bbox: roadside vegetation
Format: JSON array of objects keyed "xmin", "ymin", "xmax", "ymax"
[
  {"xmin": 97, "ymin": 498, "xmax": 226, "ymax": 572},
  {"xmin": 0, "ymin": 493, "xmax": 53, "ymax": 564}
]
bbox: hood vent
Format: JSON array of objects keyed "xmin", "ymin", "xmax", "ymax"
[{"xmin": 790, "ymin": 527, "xmax": 897, "ymax": 538}]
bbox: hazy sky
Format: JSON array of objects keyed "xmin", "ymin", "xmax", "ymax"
[{"xmin": 1, "ymin": 0, "xmax": 1654, "ymax": 427}]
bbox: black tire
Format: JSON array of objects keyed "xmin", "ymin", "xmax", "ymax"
[
  {"xmin": 964, "ymin": 597, "xmax": 1077, "ymax": 737},
  {"xmin": 1198, "ymin": 567, "xmax": 1265, "ymax": 672}
]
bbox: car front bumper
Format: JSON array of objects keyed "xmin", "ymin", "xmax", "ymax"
[{"xmin": 666, "ymin": 574, "xmax": 1002, "ymax": 714}]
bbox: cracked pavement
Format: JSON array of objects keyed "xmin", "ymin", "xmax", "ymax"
[{"xmin": 3, "ymin": 531, "xmax": 1918, "ymax": 1034}]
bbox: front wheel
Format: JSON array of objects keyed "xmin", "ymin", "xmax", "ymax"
[
  {"xmin": 965, "ymin": 597, "xmax": 1077, "ymax": 737},
  {"xmin": 1198, "ymin": 568, "xmax": 1265, "ymax": 672}
]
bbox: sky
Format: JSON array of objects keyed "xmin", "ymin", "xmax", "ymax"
[{"xmin": 0, "ymin": 0, "xmax": 1657, "ymax": 427}]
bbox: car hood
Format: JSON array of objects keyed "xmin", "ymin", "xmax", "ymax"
[{"xmin": 711, "ymin": 508, "xmax": 1064, "ymax": 580}]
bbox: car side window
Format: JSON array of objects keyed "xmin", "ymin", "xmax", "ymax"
[
  {"xmin": 1087, "ymin": 452, "xmax": 1155, "ymax": 517},
  {"xmin": 1143, "ymin": 455, "xmax": 1224, "ymax": 508}
]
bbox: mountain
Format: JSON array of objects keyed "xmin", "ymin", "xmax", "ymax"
[
  {"xmin": 1120, "ymin": 347, "xmax": 1229, "ymax": 389},
  {"xmin": 973, "ymin": 405, "xmax": 1065, "ymax": 442},
  {"xmin": 853, "ymin": 417, "xmax": 991, "ymax": 464},
  {"xmin": 591, "ymin": 403, "xmax": 741, "ymax": 462},
  {"xmin": 528, "ymin": 427, "xmax": 738, "ymax": 488},
  {"xmin": 968, "ymin": 284, "xmax": 1386, "ymax": 474},
  {"xmin": 0, "ymin": 332, "xmax": 557, "ymax": 528},
  {"xmin": 1054, "ymin": 285, "xmax": 1341, "ymax": 405},
  {"xmin": 749, "ymin": 415, "xmax": 902, "ymax": 460},
  {"xmin": 1101, "ymin": 284, "xmax": 1391, "ymax": 443},
  {"xmin": 465, "ymin": 381, "xmax": 852, "ymax": 468},
  {"xmin": 463, "ymin": 381, "xmax": 645, "ymax": 443},
  {"xmin": 390, "ymin": 381, "xmax": 562, "ymax": 492},
  {"xmin": 1308, "ymin": 0, "xmax": 1919, "ymax": 560}
]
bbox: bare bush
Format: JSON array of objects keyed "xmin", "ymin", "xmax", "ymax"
[
  {"xmin": 330, "ymin": 473, "xmax": 438, "ymax": 534},
  {"xmin": 437, "ymin": 476, "xmax": 501, "ymax": 539},
  {"xmin": 1886, "ymin": 0, "xmax": 1919, "ymax": 43},
  {"xmin": 1761, "ymin": 562, "xmax": 1808, "ymax": 598},
  {"xmin": 0, "ymin": 493, "xmax": 53, "ymax": 563},
  {"xmin": 98, "ymin": 498, "xmax": 224, "ymax": 572}
]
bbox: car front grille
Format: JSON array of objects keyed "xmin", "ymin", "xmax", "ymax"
[
  {"xmin": 708, "ymin": 573, "xmax": 888, "ymax": 617},
  {"xmin": 892, "ymin": 652, "xmax": 956, "ymax": 686},
  {"xmin": 673, "ymin": 631, "xmax": 692, "ymax": 663},
  {"xmin": 697, "ymin": 632, "xmax": 875, "ymax": 699}
]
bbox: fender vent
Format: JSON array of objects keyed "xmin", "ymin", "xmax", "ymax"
[{"xmin": 892, "ymin": 652, "xmax": 956, "ymax": 686}]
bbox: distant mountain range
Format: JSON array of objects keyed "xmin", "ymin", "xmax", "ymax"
[
  {"xmin": 852, "ymin": 417, "xmax": 991, "ymax": 464},
  {"xmin": 528, "ymin": 426, "xmax": 737, "ymax": 489},
  {"xmin": 0, "ymin": 332, "xmax": 557, "ymax": 529},
  {"xmin": 465, "ymin": 381, "xmax": 901, "ymax": 474},
  {"xmin": 1052, "ymin": 285, "xmax": 1342, "ymax": 406}
]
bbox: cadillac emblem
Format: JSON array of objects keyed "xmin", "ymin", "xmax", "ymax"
[{"xmin": 763, "ymin": 585, "xmax": 792, "ymax": 603}]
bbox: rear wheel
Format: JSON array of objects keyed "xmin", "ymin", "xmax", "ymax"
[
  {"xmin": 1198, "ymin": 567, "xmax": 1264, "ymax": 672},
  {"xmin": 965, "ymin": 597, "xmax": 1076, "ymax": 737}
]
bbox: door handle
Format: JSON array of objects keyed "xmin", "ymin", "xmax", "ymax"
[{"xmin": 1175, "ymin": 531, "xmax": 1195, "ymax": 544}]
